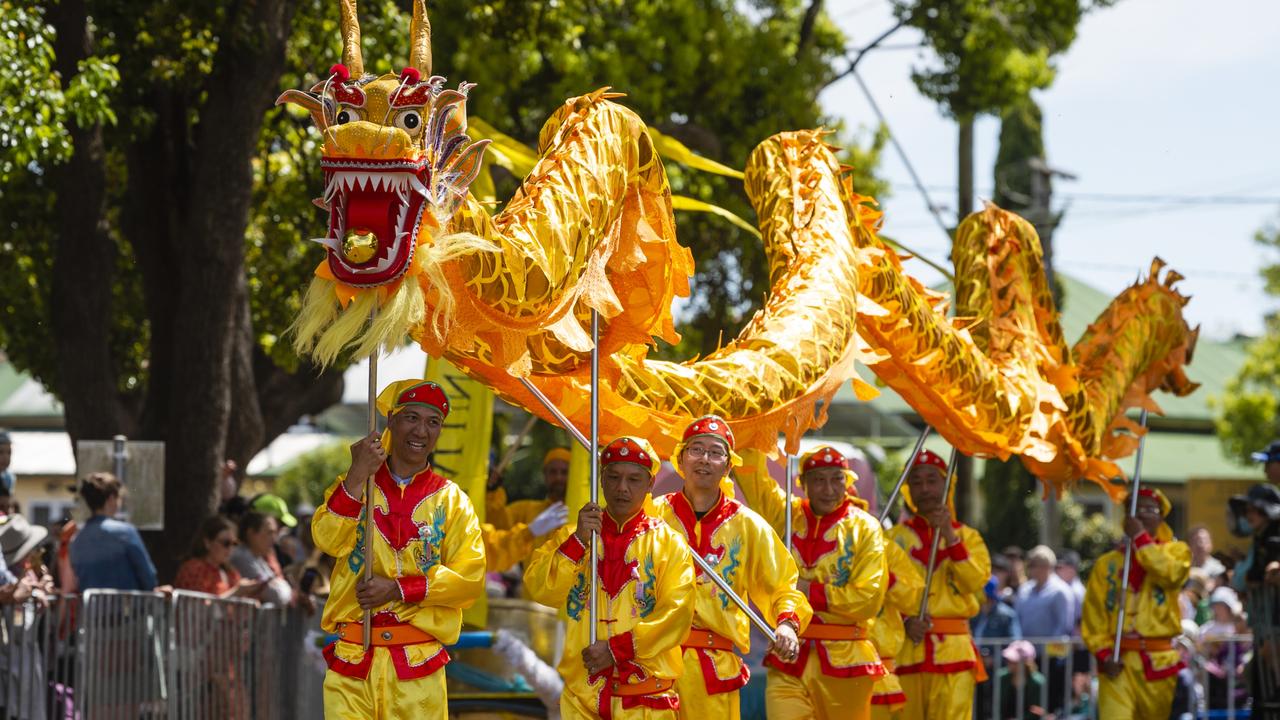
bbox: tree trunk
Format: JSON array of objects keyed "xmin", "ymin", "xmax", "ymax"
[
  {"xmin": 955, "ymin": 118, "xmax": 976, "ymax": 522},
  {"xmin": 45, "ymin": 0, "xmax": 134, "ymax": 444},
  {"xmin": 140, "ymin": 0, "xmax": 300, "ymax": 580}
]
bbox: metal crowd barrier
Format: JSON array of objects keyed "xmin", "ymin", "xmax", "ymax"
[
  {"xmin": 0, "ymin": 590, "xmax": 312, "ymax": 720},
  {"xmin": 972, "ymin": 633, "xmax": 1258, "ymax": 720},
  {"xmin": 6, "ymin": 590, "xmax": 1277, "ymax": 719}
]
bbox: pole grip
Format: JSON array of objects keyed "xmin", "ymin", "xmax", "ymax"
[
  {"xmin": 917, "ymin": 446, "xmax": 959, "ymax": 620},
  {"xmin": 1111, "ymin": 409, "xmax": 1150, "ymax": 662}
]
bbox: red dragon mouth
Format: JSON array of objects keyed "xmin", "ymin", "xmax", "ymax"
[{"xmin": 315, "ymin": 157, "xmax": 431, "ymax": 287}]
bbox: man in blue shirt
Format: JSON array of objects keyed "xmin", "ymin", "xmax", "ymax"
[
  {"xmin": 1014, "ymin": 545, "xmax": 1073, "ymax": 715},
  {"xmin": 69, "ymin": 472, "xmax": 159, "ymax": 591}
]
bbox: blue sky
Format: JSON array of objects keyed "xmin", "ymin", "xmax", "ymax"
[{"xmin": 822, "ymin": 0, "xmax": 1280, "ymax": 340}]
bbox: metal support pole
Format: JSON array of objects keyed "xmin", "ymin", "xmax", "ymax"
[
  {"xmin": 784, "ymin": 454, "xmax": 794, "ymax": 552},
  {"xmin": 518, "ymin": 378, "xmax": 589, "ymax": 448},
  {"xmin": 880, "ymin": 425, "xmax": 932, "ymax": 525},
  {"xmin": 1111, "ymin": 409, "xmax": 1149, "ymax": 662},
  {"xmin": 588, "ymin": 310, "xmax": 600, "ymax": 646},
  {"xmin": 917, "ymin": 446, "xmax": 959, "ymax": 619},
  {"xmin": 363, "ymin": 309, "xmax": 379, "ymax": 651}
]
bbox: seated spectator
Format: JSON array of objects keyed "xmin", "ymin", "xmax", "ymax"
[
  {"xmin": 68, "ymin": 472, "xmax": 160, "ymax": 591},
  {"xmin": 229, "ymin": 511, "xmax": 292, "ymax": 606},
  {"xmin": 994, "ymin": 640, "xmax": 1048, "ymax": 720},
  {"xmin": 1200, "ymin": 586, "xmax": 1249, "ymax": 710},
  {"xmin": 174, "ymin": 515, "xmax": 267, "ymax": 600},
  {"xmin": 0, "ymin": 513, "xmax": 54, "ymax": 606}
]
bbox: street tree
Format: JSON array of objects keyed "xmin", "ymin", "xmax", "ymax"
[{"xmin": 0, "ymin": 0, "xmax": 882, "ymax": 574}]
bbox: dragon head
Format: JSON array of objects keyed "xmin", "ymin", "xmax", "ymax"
[{"xmin": 277, "ymin": 0, "xmax": 488, "ymax": 291}]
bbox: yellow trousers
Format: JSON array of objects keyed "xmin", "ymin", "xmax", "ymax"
[
  {"xmin": 766, "ymin": 655, "xmax": 874, "ymax": 720},
  {"xmin": 1098, "ymin": 658, "xmax": 1176, "ymax": 720},
  {"xmin": 897, "ymin": 671, "xmax": 975, "ymax": 720},
  {"xmin": 322, "ymin": 648, "xmax": 446, "ymax": 719},
  {"xmin": 561, "ymin": 689, "xmax": 678, "ymax": 719},
  {"xmin": 673, "ymin": 649, "xmax": 740, "ymax": 718}
]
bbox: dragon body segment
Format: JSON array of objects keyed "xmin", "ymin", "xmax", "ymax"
[{"xmin": 280, "ymin": 1, "xmax": 1198, "ymax": 498}]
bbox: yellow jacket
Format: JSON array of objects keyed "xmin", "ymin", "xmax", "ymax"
[
  {"xmin": 654, "ymin": 490, "xmax": 813, "ymax": 692},
  {"xmin": 1082, "ymin": 535, "xmax": 1191, "ymax": 679},
  {"xmin": 526, "ymin": 511, "xmax": 696, "ymax": 714},
  {"xmin": 736, "ymin": 466, "xmax": 887, "ymax": 678},
  {"xmin": 874, "ymin": 539, "xmax": 924, "ymax": 665},
  {"xmin": 887, "ymin": 515, "xmax": 990, "ymax": 675},
  {"xmin": 313, "ymin": 465, "xmax": 486, "ymax": 680},
  {"xmin": 484, "ymin": 522, "xmax": 535, "ymax": 573}
]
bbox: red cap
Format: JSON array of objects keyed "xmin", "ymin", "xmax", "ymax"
[
  {"xmin": 802, "ymin": 447, "xmax": 850, "ymax": 473},
  {"xmin": 681, "ymin": 415, "xmax": 735, "ymax": 450},
  {"xmin": 600, "ymin": 436, "xmax": 659, "ymax": 477},
  {"xmin": 394, "ymin": 381, "xmax": 450, "ymax": 419},
  {"xmin": 912, "ymin": 449, "xmax": 948, "ymax": 473}
]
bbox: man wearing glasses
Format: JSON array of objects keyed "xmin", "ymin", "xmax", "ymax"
[
  {"xmin": 653, "ymin": 415, "xmax": 809, "ymax": 719},
  {"xmin": 1082, "ymin": 487, "xmax": 1190, "ymax": 720}
]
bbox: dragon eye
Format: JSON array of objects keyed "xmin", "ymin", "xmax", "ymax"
[
  {"xmin": 335, "ymin": 105, "xmax": 363, "ymax": 125},
  {"xmin": 394, "ymin": 110, "xmax": 423, "ymax": 135}
]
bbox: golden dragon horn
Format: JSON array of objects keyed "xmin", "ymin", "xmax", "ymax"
[
  {"xmin": 339, "ymin": 0, "xmax": 364, "ymax": 76},
  {"xmin": 408, "ymin": 0, "xmax": 432, "ymax": 77}
]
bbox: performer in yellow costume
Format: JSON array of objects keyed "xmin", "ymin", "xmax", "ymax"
[
  {"xmin": 737, "ymin": 444, "xmax": 887, "ymax": 720},
  {"xmin": 526, "ymin": 436, "xmax": 696, "ymax": 719},
  {"xmin": 889, "ymin": 449, "xmax": 991, "ymax": 720},
  {"xmin": 652, "ymin": 415, "xmax": 810, "ymax": 719},
  {"xmin": 1082, "ymin": 487, "xmax": 1190, "ymax": 720},
  {"xmin": 313, "ymin": 379, "xmax": 486, "ymax": 720},
  {"xmin": 488, "ymin": 447, "xmax": 571, "ymax": 532},
  {"xmin": 870, "ymin": 522, "xmax": 924, "ymax": 718}
]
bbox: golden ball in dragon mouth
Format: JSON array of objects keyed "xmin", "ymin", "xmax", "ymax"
[{"xmin": 343, "ymin": 229, "xmax": 379, "ymax": 264}]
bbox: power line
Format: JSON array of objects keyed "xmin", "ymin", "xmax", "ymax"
[{"xmin": 885, "ymin": 180, "xmax": 1280, "ymax": 206}]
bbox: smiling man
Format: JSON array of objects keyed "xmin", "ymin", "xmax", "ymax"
[
  {"xmin": 736, "ymin": 444, "xmax": 888, "ymax": 720},
  {"xmin": 526, "ymin": 436, "xmax": 696, "ymax": 719},
  {"xmin": 653, "ymin": 416, "xmax": 810, "ymax": 720},
  {"xmin": 887, "ymin": 449, "xmax": 991, "ymax": 720},
  {"xmin": 312, "ymin": 379, "xmax": 486, "ymax": 720}
]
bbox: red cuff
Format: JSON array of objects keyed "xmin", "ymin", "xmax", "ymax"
[
  {"xmin": 326, "ymin": 482, "xmax": 364, "ymax": 519},
  {"xmin": 1133, "ymin": 532, "xmax": 1154, "ymax": 549},
  {"xmin": 942, "ymin": 541, "xmax": 969, "ymax": 562},
  {"xmin": 608, "ymin": 631, "xmax": 636, "ymax": 664},
  {"xmin": 1095, "ymin": 648, "xmax": 1113, "ymax": 664},
  {"xmin": 397, "ymin": 576, "xmax": 427, "ymax": 604},
  {"xmin": 777, "ymin": 611, "xmax": 801, "ymax": 630},
  {"xmin": 808, "ymin": 582, "xmax": 829, "ymax": 613},
  {"xmin": 558, "ymin": 534, "xmax": 587, "ymax": 563}
]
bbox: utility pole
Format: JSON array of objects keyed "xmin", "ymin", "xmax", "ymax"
[{"xmin": 955, "ymin": 118, "xmax": 976, "ymax": 521}]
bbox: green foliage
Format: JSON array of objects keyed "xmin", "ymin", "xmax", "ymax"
[
  {"xmin": 979, "ymin": 457, "xmax": 1040, "ymax": 552},
  {"xmin": 892, "ymin": 0, "xmax": 1085, "ymax": 121},
  {"xmin": 272, "ymin": 439, "xmax": 356, "ymax": 508},
  {"xmin": 992, "ymin": 98, "xmax": 1044, "ymax": 210},
  {"xmin": 1214, "ymin": 218, "xmax": 1280, "ymax": 464},
  {"xmin": 0, "ymin": 2, "xmax": 118, "ymax": 181}
]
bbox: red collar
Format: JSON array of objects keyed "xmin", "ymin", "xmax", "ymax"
[
  {"xmin": 372, "ymin": 464, "xmax": 447, "ymax": 552},
  {"xmin": 792, "ymin": 498, "xmax": 852, "ymax": 568},
  {"xmin": 905, "ymin": 514, "xmax": 962, "ymax": 566},
  {"xmin": 597, "ymin": 509, "xmax": 657, "ymax": 597},
  {"xmin": 666, "ymin": 490, "xmax": 739, "ymax": 572}
]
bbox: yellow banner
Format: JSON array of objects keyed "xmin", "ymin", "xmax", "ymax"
[{"xmin": 424, "ymin": 357, "xmax": 493, "ymax": 628}]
